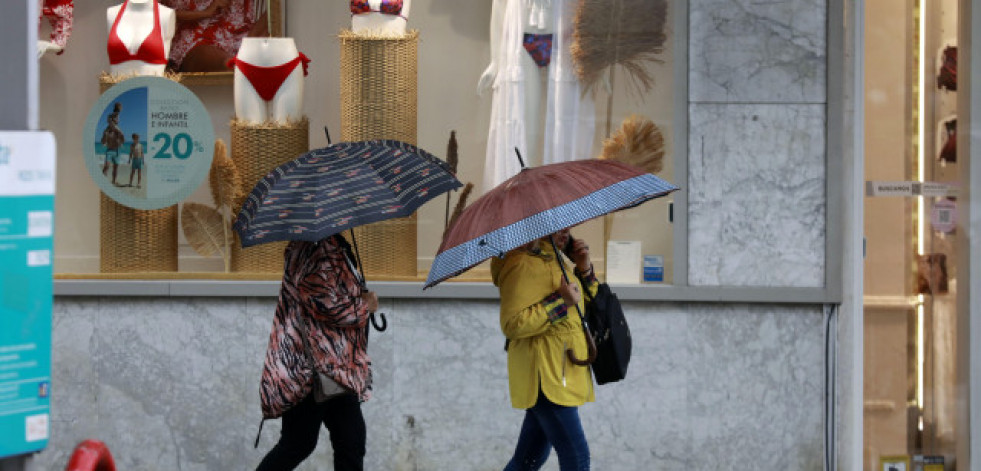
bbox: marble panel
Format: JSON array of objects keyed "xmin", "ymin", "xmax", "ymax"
[
  {"xmin": 690, "ymin": 0, "xmax": 827, "ymax": 103},
  {"xmin": 38, "ymin": 298, "xmax": 826, "ymax": 470},
  {"xmin": 689, "ymin": 103, "xmax": 826, "ymax": 287},
  {"xmin": 686, "ymin": 304, "xmax": 825, "ymax": 470}
]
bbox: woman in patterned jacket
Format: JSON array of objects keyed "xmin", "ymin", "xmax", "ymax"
[{"xmin": 256, "ymin": 234, "xmax": 378, "ymax": 471}]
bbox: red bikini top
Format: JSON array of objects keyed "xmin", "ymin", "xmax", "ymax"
[
  {"xmin": 107, "ymin": 0, "xmax": 167, "ymax": 66},
  {"xmin": 350, "ymin": 0, "xmax": 405, "ymax": 18}
]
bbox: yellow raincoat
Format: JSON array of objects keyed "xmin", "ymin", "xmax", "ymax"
[{"xmin": 491, "ymin": 244, "xmax": 596, "ymax": 409}]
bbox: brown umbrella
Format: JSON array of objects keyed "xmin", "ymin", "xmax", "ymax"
[{"xmin": 425, "ymin": 155, "xmax": 678, "ymax": 363}]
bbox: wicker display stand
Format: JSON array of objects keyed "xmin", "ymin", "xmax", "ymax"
[
  {"xmin": 339, "ymin": 30, "xmax": 419, "ymax": 278},
  {"xmin": 100, "ymin": 193, "xmax": 179, "ymax": 273},
  {"xmin": 98, "ymin": 74, "xmax": 181, "ymax": 273},
  {"xmin": 229, "ymin": 118, "xmax": 310, "ymax": 274}
]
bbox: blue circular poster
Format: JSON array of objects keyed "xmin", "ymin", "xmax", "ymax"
[{"xmin": 83, "ymin": 76, "xmax": 214, "ymax": 210}]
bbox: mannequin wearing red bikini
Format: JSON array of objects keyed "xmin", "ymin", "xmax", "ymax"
[
  {"xmin": 106, "ymin": 0, "xmax": 176, "ymax": 76},
  {"xmin": 350, "ymin": 0, "xmax": 412, "ymax": 36},
  {"xmin": 229, "ymin": 37, "xmax": 308, "ymax": 124}
]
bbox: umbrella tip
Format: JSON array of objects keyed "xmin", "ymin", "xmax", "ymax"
[
  {"xmin": 324, "ymin": 126, "xmax": 331, "ymax": 145},
  {"xmin": 513, "ymin": 147, "xmax": 526, "ymax": 169}
]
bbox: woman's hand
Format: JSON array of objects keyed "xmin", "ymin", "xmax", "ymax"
[
  {"xmin": 565, "ymin": 237, "xmax": 592, "ymax": 274},
  {"xmin": 557, "ymin": 276, "xmax": 581, "ymax": 307},
  {"xmin": 361, "ymin": 291, "xmax": 379, "ymax": 313}
]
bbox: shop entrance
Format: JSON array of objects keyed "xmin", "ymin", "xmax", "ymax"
[{"xmin": 863, "ymin": 0, "xmax": 961, "ymax": 469}]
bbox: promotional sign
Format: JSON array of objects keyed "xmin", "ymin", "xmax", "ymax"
[
  {"xmin": 643, "ymin": 255, "xmax": 664, "ymax": 282},
  {"xmin": 0, "ymin": 132, "xmax": 55, "ymax": 458},
  {"xmin": 82, "ymin": 76, "xmax": 214, "ymax": 210}
]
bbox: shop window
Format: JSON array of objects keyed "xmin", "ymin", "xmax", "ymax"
[{"xmin": 43, "ymin": 1, "xmax": 680, "ymax": 286}]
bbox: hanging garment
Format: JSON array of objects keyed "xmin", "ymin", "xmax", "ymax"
[
  {"xmin": 40, "ymin": 0, "xmax": 74, "ymax": 53},
  {"xmin": 227, "ymin": 52, "xmax": 311, "ymax": 102},
  {"xmin": 937, "ymin": 45, "xmax": 956, "ymax": 91},
  {"xmin": 107, "ymin": 0, "xmax": 167, "ymax": 65},
  {"xmin": 484, "ymin": 0, "xmax": 596, "ymax": 192},
  {"xmin": 542, "ymin": 0, "xmax": 595, "ymax": 167},
  {"xmin": 939, "ymin": 118, "xmax": 956, "ymax": 163},
  {"xmin": 350, "ymin": 0, "xmax": 405, "ymax": 17},
  {"xmin": 160, "ymin": 0, "xmax": 259, "ymax": 70},
  {"xmin": 483, "ymin": 0, "xmax": 529, "ymax": 193}
]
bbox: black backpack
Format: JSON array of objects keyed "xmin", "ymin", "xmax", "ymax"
[{"xmin": 583, "ymin": 282, "xmax": 631, "ymax": 384}]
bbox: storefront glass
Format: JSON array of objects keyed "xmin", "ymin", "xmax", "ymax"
[
  {"xmin": 41, "ymin": 1, "xmax": 679, "ymax": 285},
  {"xmin": 863, "ymin": 0, "xmax": 962, "ymax": 469}
]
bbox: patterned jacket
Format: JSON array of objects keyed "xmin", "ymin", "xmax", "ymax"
[{"xmin": 260, "ymin": 236, "xmax": 372, "ymax": 419}]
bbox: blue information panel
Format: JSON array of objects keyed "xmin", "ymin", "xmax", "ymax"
[{"xmin": 0, "ymin": 132, "xmax": 55, "ymax": 459}]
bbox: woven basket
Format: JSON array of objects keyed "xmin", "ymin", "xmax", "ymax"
[
  {"xmin": 339, "ymin": 30, "xmax": 419, "ymax": 278},
  {"xmin": 100, "ymin": 194, "xmax": 178, "ymax": 273},
  {"xmin": 229, "ymin": 118, "xmax": 310, "ymax": 273},
  {"xmin": 98, "ymin": 74, "xmax": 183, "ymax": 274}
]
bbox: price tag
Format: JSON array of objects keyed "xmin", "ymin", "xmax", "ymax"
[{"xmin": 83, "ymin": 77, "xmax": 214, "ymax": 210}]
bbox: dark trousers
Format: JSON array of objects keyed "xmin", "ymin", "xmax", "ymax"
[
  {"xmin": 504, "ymin": 392, "xmax": 590, "ymax": 471},
  {"xmin": 256, "ymin": 392, "xmax": 366, "ymax": 471}
]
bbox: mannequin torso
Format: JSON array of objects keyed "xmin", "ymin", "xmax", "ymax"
[
  {"xmin": 106, "ymin": 0, "xmax": 176, "ymax": 76},
  {"xmin": 232, "ymin": 37, "xmax": 306, "ymax": 124},
  {"xmin": 351, "ymin": 0, "xmax": 412, "ymax": 36}
]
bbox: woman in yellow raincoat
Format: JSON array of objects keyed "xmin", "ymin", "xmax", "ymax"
[{"xmin": 491, "ymin": 228, "xmax": 597, "ymax": 471}]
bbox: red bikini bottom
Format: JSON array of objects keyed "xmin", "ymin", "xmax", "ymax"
[{"xmin": 228, "ymin": 52, "xmax": 311, "ymax": 102}]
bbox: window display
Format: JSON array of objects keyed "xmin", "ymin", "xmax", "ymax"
[{"xmin": 43, "ymin": 1, "xmax": 679, "ymax": 285}]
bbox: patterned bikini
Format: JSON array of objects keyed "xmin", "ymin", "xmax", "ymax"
[
  {"xmin": 350, "ymin": 0, "xmax": 406, "ymax": 18},
  {"xmin": 522, "ymin": 33, "xmax": 553, "ymax": 67}
]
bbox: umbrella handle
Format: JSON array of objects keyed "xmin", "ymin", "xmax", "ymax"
[
  {"xmin": 565, "ymin": 319, "xmax": 598, "ymax": 365},
  {"xmin": 547, "ymin": 234, "xmax": 597, "ymax": 366},
  {"xmin": 370, "ymin": 312, "xmax": 387, "ymax": 332}
]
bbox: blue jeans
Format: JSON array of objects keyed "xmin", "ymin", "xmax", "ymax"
[{"xmin": 504, "ymin": 392, "xmax": 590, "ymax": 471}]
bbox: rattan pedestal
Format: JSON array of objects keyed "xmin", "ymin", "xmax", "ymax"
[
  {"xmin": 98, "ymin": 74, "xmax": 180, "ymax": 273},
  {"xmin": 100, "ymin": 194, "xmax": 179, "ymax": 273},
  {"xmin": 339, "ymin": 30, "xmax": 419, "ymax": 278},
  {"xmin": 229, "ymin": 118, "xmax": 310, "ymax": 273}
]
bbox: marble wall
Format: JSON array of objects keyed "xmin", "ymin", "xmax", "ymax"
[
  {"xmin": 37, "ymin": 298, "xmax": 825, "ymax": 470},
  {"xmin": 688, "ymin": 0, "xmax": 828, "ymax": 288}
]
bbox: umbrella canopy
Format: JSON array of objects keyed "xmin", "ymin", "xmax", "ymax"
[
  {"xmin": 425, "ymin": 159, "xmax": 678, "ymax": 288},
  {"xmin": 235, "ymin": 139, "xmax": 462, "ymax": 248}
]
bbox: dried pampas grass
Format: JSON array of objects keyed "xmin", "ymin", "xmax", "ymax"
[
  {"xmin": 446, "ymin": 130, "xmax": 459, "ymax": 175},
  {"xmin": 180, "ymin": 139, "xmax": 240, "ymax": 272},
  {"xmin": 445, "ymin": 182, "xmax": 474, "ymax": 235},
  {"xmin": 209, "ymin": 139, "xmax": 243, "ymax": 210},
  {"xmin": 601, "ymin": 115, "xmax": 665, "ymax": 175},
  {"xmin": 571, "ymin": 0, "xmax": 668, "ymax": 95}
]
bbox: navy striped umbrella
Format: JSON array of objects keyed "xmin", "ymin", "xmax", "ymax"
[
  {"xmin": 234, "ymin": 140, "xmax": 462, "ymax": 248},
  {"xmin": 424, "ymin": 159, "xmax": 678, "ymax": 288}
]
